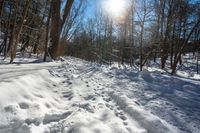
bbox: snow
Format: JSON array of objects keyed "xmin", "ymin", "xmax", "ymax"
[
  {"xmin": 109, "ymin": 92, "xmax": 178, "ymax": 133},
  {"xmin": 0, "ymin": 56, "xmax": 199, "ymax": 133}
]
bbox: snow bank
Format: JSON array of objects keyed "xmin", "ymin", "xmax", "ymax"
[
  {"xmin": 108, "ymin": 92, "xmax": 180, "ymax": 133},
  {"xmin": 140, "ymin": 69, "xmax": 154, "ymax": 82},
  {"xmin": 0, "ymin": 69, "xmax": 67, "ymax": 133},
  {"xmin": 0, "ymin": 56, "xmax": 199, "ymax": 133}
]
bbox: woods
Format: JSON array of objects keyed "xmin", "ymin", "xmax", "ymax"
[
  {"xmin": 0, "ymin": 0, "xmax": 199, "ymax": 74},
  {"xmin": 0, "ymin": 1, "xmax": 200, "ymax": 132},
  {"xmin": 0, "ymin": 0, "xmax": 75, "ymax": 61},
  {"xmin": 66, "ymin": 0, "xmax": 200, "ymax": 74}
]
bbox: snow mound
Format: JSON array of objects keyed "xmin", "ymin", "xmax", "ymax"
[
  {"xmin": 140, "ymin": 69, "xmax": 153, "ymax": 82},
  {"xmin": 0, "ymin": 69, "xmax": 67, "ymax": 133},
  {"xmin": 0, "ymin": 56, "xmax": 199, "ymax": 133},
  {"xmin": 108, "ymin": 92, "xmax": 180, "ymax": 133}
]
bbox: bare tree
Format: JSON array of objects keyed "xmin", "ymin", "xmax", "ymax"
[
  {"xmin": 9, "ymin": 0, "xmax": 30, "ymax": 63},
  {"xmin": 50, "ymin": 0, "xmax": 74, "ymax": 59}
]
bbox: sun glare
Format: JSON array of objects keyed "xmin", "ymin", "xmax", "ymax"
[{"xmin": 102, "ymin": 0, "xmax": 129, "ymax": 20}]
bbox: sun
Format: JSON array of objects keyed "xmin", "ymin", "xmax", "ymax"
[{"xmin": 102, "ymin": 0, "xmax": 129, "ymax": 20}]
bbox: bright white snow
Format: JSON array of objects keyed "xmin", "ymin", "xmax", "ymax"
[{"xmin": 0, "ymin": 56, "xmax": 199, "ymax": 133}]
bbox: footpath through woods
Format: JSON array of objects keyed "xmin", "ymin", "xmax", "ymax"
[{"xmin": 0, "ymin": 57, "xmax": 199, "ymax": 133}]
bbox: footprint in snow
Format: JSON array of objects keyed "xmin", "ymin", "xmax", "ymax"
[
  {"xmin": 114, "ymin": 110, "xmax": 123, "ymax": 117},
  {"xmin": 84, "ymin": 94, "xmax": 96, "ymax": 101},
  {"xmin": 34, "ymin": 93, "xmax": 44, "ymax": 98},
  {"xmin": 105, "ymin": 101, "xmax": 129, "ymax": 123},
  {"xmin": 126, "ymin": 127, "xmax": 134, "ymax": 133},
  {"xmin": 25, "ymin": 118, "xmax": 41, "ymax": 126},
  {"xmin": 62, "ymin": 81, "xmax": 72, "ymax": 86},
  {"xmin": 4, "ymin": 105, "xmax": 17, "ymax": 113},
  {"xmin": 123, "ymin": 122, "xmax": 128, "ymax": 126},
  {"xmin": 92, "ymin": 97, "xmax": 96, "ymax": 101},
  {"xmin": 79, "ymin": 103, "xmax": 95, "ymax": 113},
  {"xmin": 119, "ymin": 115, "xmax": 127, "ymax": 121},
  {"xmin": 105, "ymin": 103, "xmax": 114, "ymax": 110},
  {"xmin": 43, "ymin": 111, "xmax": 72, "ymax": 124},
  {"xmin": 45, "ymin": 103, "xmax": 51, "ymax": 108},
  {"xmin": 53, "ymin": 84, "xmax": 57, "ymax": 87},
  {"xmin": 62, "ymin": 91, "xmax": 73, "ymax": 100},
  {"xmin": 103, "ymin": 97, "xmax": 111, "ymax": 102},
  {"xmin": 97, "ymin": 103, "xmax": 104, "ymax": 109},
  {"xmin": 19, "ymin": 102, "xmax": 29, "ymax": 109},
  {"xmin": 56, "ymin": 74, "xmax": 61, "ymax": 77}
]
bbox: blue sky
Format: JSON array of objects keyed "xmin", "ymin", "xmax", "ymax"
[
  {"xmin": 71, "ymin": 0, "xmax": 199, "ymax": 19},
  {"xmin": 85, "ymin": 0, "xmax": 99, "ymax": 18}
]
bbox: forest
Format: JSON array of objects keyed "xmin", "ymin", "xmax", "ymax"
[
  {"xmin": 0, "ymin": 0, "xmax": 199, "ymax": 74},
  {"xmin": 0, "ymin": 0, "xmax": 200, "ymax": 133}
]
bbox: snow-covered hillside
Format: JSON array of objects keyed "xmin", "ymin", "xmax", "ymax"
[{"xmin": 0, "ymin": 57, "xmax": 199, "ymax": 133}]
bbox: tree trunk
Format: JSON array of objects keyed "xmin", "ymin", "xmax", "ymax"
[
  {"xmin": 160, "ymin": 0, "xmax": 173, "ymax": 69},
  {"xmin": 50, "ymin": 0, "xmax": 74, "ymax": 60},
  {"xmin": 7, "ymin": 0, "xmax": 19, "ymax": 57},
  {"xmin": 44, "ymin": 3, "xmax": 52, "ymax": 62},
  {"xmin": 140, "ymin": 23, "xmax": 144, "ymax": 71},
  {"xmin": 171, "ymin": 19, "xmax": 200, "ymax": 74},
  {"xmin": 170, "ymin": 22, "xmax": 175, "ymax": 68},
  {"xmin": 50, "ymin": 0, "xmax": 61, "ymax": 59},
  {"xmin": 197, "ymin": 52, "xmax": 199, "ymax": 74},
  {"xmin": 33, "ymin": 36, "xmax": 39, "ymax": 54},
  {"xmin": 0, "ymin": 0, "xmax": 4, "ymax": 16},
  {"xmin": 10, "ymin": 0, "xmax": 30, "ymax": 63}
]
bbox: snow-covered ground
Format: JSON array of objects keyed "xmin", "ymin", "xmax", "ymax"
[{"xmin": 0, "ymin": 57, "xmax": 199, "ymax": 133}]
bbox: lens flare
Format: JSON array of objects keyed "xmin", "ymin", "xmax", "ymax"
[{"xmin": 102, "ymin": 0, "xmax": 130, "ymax": 20}]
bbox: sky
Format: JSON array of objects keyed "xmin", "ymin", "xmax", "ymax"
[
  {"xmin": 85, "ymin": 0, "xmax": 99, "ymax": 18},
  {"xmin": 83, "ymin": 0, "xmax": 199, "ymax": 18},
  {"xmin": 68, "ymin": 0, "xmax": 199, "ymax": 23}
]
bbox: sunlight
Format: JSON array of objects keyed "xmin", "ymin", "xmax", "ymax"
[{"xmin": 102, "ymin": 0, "xmax": 129, "ymax": 20}]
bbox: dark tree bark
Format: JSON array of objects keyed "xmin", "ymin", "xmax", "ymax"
[
  {"xmin": 7, "ymin": 0, "xmax": 19, "ymax": 57},
  {"xmin": 160, "ymin": 0, "xmax": 173, "ymax": 69},
  {"xmin": 171, "ymin": 19, "xmax": 200, "ymax": 74},
  {"xmin": 50, "ymin": 0, "xmax": 74, "ymax": 59},
  {"xmin": 0, "ymin": 0, "xmax": 4, "ymax": 16},
  {"xmin": 170, "ymin": 22, "xmax": 175, "ymax": 68},
  {"xmin": 44, "ymin": 2, "xmax": 52, "ymax": 62},
  {"xmin": 10, "ymin": 0, "xmax": 30, "ymax": 63}
]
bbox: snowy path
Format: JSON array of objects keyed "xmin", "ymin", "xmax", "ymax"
[
  {"xmin": 0, "ymin": 62, "xmax": 59, "ymax": 81},
  {"xmin": 46, "ymin": 57, "xmax": 178, "ymax": 133},
  {"xmin": 0, "ymin": 57, "xmax": 199, "ymax": 133}
]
